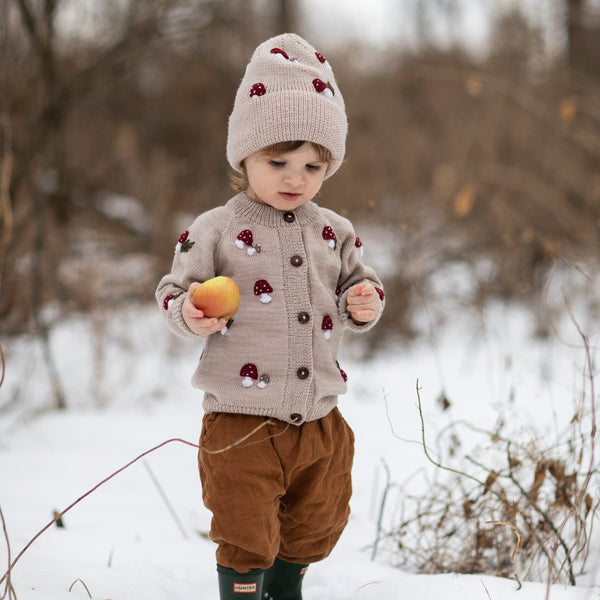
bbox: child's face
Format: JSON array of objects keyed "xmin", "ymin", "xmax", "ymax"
[{"xmin": 244, "ymin": 143, "xmax": 327, "ymax": 211}]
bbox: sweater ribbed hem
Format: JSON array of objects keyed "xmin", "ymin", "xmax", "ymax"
[{"xmin": 203, "ymin": 394, "xmax": 338, "ymax": 426}]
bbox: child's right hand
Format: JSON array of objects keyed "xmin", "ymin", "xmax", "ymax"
[{"xmin": 182, "ymin": 283, "xmax": 228, "ymax": 335}]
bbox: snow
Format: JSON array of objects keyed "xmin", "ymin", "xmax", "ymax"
[{"xmin": 1, "ymin": 289, "xmax": 599, "ymax": 599}]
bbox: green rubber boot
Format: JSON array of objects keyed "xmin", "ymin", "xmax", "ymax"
[
  {"xmin": 217, "ymin": 564, "xmax": 264, "ymax": 599},
  {"xmin": 262, "ymin": 558, "xmax": 309, "ymax": 600}
]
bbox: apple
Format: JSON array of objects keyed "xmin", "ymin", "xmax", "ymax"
[{"xmin": 191, "ymin": 276, "xmax": 241, "ymax": 320}]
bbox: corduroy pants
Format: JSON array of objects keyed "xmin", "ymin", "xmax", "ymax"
[{"xmin": 197, "ymin": 408, "xmax": 354, "ymax": 573}]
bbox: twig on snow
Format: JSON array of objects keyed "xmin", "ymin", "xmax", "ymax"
[
  {"xmin": 68, "ymin": 578, "xmax": 92, "ymax": 598},
  {"xmin": 416, "ymin": 379, "xmax": 484, "ymax": 487},
  {"xmin": 371, "ymin": 459, "xmax": 391, "ymax": 561},
  {"xmin": 480, "ymin": 579, "xmax": 493, "ymax": 600},
  {"xmin": 142, "ymin": 459, "xmax": 189, "ymax": 540},
  {"xmin": 0, "ymin": 504, "xmax": 16, "ymax": 600}
]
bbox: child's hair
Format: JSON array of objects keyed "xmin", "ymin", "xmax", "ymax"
[{"xmin": 229, "ymin": 140, "xmax": 333, "ymax": 192}]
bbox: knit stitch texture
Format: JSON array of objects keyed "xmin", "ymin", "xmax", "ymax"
[
  {"xmin": 227, "ymin": 33, "xmax": 347, "ymax": 178},
  {"xmin": 155, "ymin": 193, "xmax": 384, "ymax": 425}
]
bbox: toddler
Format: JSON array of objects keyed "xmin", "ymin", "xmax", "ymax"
[{"xmin": 156, "ymin": 33, "xmax": 385, "ymax": 600}]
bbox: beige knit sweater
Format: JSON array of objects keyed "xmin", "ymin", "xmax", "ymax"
[{"xmin": 155, "ymin": 192, "xmax": 384, "ymax": 425}]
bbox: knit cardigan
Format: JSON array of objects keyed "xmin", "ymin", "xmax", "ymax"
[{"xmin": 155, "ymin": 192, "xmax": 384, "ymax": 425}]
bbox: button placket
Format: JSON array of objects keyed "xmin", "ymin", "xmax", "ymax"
[{"xmin": 277, "ymin": 217, "xmax": 312, "ymax": 421}]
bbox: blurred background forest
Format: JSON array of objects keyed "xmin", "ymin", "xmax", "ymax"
[{"xmin": 1, "ymin": 0, "xmax": 600, "ymax": 353}]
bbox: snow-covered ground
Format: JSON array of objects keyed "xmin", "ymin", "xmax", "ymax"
[{"xmin": 1, "ymin": 276, "xmax": 599, "ymax": 599}]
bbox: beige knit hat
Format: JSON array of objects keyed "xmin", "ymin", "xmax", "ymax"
[{"xmin": 227, "ymin": 33, "xmax": 347, "ymax": 178}]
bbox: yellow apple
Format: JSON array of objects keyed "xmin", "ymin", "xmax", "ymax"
[{"xmin": 192, "ymin": 276, "xmax": 240, "ymax": 319}]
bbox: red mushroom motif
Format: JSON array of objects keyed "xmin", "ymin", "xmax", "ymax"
[
  {"xmin": 250, "ymin": 83, "xmax": 266, "ymax": 98},
  {"xmin": 322, "ymin": 226, "xmax": 336, "ymax": 249},
  {"xmin": 175, "ymin": 230, "xmax": 194, "ymax": 253},
  {"xmin": 315, "ymin": 51, "xmax": 330, "ymax": 67},
  {"xmin": 322, "ymin": 315, "xmax": 333, "ymax": 340},
  {"xmin": 313, "ymin": 78, "xmax": 334, "ymax": 99},
  {"xmin": 235, "ymin": 230, "xmax": 260, "ymax": 255},
  {"xmin": 355, "ymin": 236, "xmax": 364, "ymax": 256},
  {"xmin": 270, "ymin": 47, "xmax": 289, "ymax": 60},
  {"xmin": 163, "ymin": 294, "xmax": 176, "ymax": 311},
  {"xmin": 240, "ymin": 363, "xmax": 258, "ymax": 387},
  {"xmin": 254, "ymin": 280, "xmax": 273, "ymax": 303}
]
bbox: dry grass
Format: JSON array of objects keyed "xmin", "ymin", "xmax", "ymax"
[{"xmin": 373, "ymin": 358, "xmax": 598, "ymax": 588}]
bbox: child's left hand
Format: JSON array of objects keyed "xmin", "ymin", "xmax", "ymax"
[{"xmin": 347, "ymin": 283, "xmax": 380, "ymax": 324}]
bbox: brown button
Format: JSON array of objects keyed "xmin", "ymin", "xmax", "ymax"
[
  {"xmin": 290, "ymin": 255, "xmax": 303, "ymax": 267},
  {"xmin": 290, "ymin": 413, "xmax": 303, "ymax": 423},
  {"xmin": 298, "ymin": 312, "xmax": 310, "ymax": 324},
  {"xmin": 283, "ymin": 212, "xmax": 295, "ymax": 222},
  {"xmin": 296, "ymin": 367, "xmax": 309, "ymax": 380}
]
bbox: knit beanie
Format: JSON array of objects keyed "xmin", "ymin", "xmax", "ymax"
[{"xmin": 227, "ymin": 33, "xmax": 347, "ymax": 178}]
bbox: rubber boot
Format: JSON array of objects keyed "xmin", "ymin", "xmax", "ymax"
[
  {"xmin": 217, "ymin": 564, "xmax": 264, "ymax": 600},
  {"xmin": 262, "ymin": 558, "xmax": 309, "ymax": 600}
]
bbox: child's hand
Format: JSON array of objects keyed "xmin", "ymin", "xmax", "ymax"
[
  {"xmin": 182, "ymin": 283, "xmax": 228, "ymax": 335},
  {"xmin": 347, "ymin": 283, "xmax": 380, "ymax": 324}
]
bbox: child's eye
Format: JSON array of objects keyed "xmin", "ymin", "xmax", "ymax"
[
  {"xmin": 269, "ymin": 160, "xmax": 285, "ymax": 168},
  {"xmin": 306, "ymin": 164, "xmax": 323, "ymax": 172}
]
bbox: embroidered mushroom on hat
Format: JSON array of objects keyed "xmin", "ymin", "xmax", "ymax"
[
  {"xmin": 271, "ymin": 47, "xmax": 289, "ymax": 60},
  {"xmin": 313, "ymin": 78, "xmax": 334, "ymax": 99},
  {"xmin": 254, "ymin": 279, "xmax": 273, "ymax": 303},
  {"xmin": 322, "ymin": 226, "xmax": 336, "ymax": 249},
  {"xmin": 322, "ymin": 315, "xmax": 333, "ymax": 340},
  {"xmin": 315, "ymin": 52, "xmax": 332, "ymax": 70},
  {"xmin": 250, "ymin": 83, "xmax": 266, "ymax": 98}
]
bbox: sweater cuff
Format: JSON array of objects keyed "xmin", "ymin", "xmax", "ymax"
[{"xmin": 167, "ymin": 294, "xmax": 204, "ymax": 340}]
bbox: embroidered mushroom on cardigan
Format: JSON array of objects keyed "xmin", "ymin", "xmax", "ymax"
[
  {"xmin": 254, "ymin": 280, "xmax": 273, "ymax": 303},
  {"xmin": 235, "ymin": 230, "xmax": 261, "ymax": 255},
  {"xmin": 240, "ymin": 363, "xmax": 258, "ymax": 387},
  {"xmin": 322, "ymin": 315, "xmax": 333, "ymax": 340},
  {"xmin": 240, "ymin": 363, "xmax": 269, "ymax": 388},
  {"xmin": 322, "ymin": 226, "xmax": 336, "ymax": 249}
]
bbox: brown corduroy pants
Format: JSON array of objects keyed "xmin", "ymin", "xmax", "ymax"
[{"xmin": 197, "ymin": 408, "xmax": 355, "ymax": 573}]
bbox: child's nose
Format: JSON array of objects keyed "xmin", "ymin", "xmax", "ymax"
[{"xmin": 284, "ymin": 170, "xmax": 304, "ymax": 186}]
